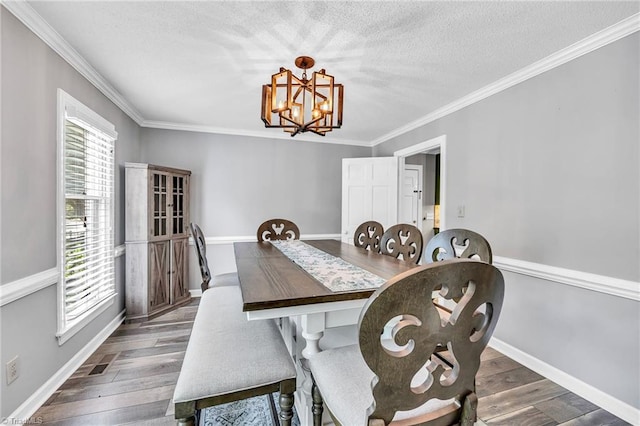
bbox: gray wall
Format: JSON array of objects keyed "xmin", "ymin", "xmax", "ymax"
[
  {"xmin": 140, "ymin": 129, "xmax": 370, "ymax": 237},
  {"xmin": 2, "ymin": 1, "xmax": 638, "ymax": 418},
  {"xmin": 0, "ymin": 8, "xmax": 141, "ymax": 416},
  {"xmin": 0, "ymin": 6, "xmax": 370, "ymax": 414},
  {"xmin": 374, "ymin": 33, "xmax": 640, "ymax": 409}
]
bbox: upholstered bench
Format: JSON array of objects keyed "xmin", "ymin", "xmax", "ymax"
[{"xmin": 173, "ymin": 285, "xmax": 297, "ymax": 426}]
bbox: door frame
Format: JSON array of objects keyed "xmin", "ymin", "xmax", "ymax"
[{"xmin": 393, "ymin": 134, "xmax": 447, "ymax": 231}]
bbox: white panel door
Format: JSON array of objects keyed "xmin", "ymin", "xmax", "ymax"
[{"xmin": 341, "ymin": 157, "xmax": 398, "ymax": 244}]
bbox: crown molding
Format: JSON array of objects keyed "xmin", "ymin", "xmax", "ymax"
[
  {"xmin": 371, "ymin": 13, "xmax": 640, "ymax": 146},
  {"xmin": 2, "ymin": 0, "xmax": 145, "ymax": 125},
  {"xmin": 5, "ymin": 0, "xmax": 637, "ymax": 147},
  {"xmin": 141, "ymin": 120, "xmax": 371, "ymax": 147}
]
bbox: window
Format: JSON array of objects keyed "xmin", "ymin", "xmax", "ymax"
[{"xmin": 57, "ymin": 89, "xmax": 117, "ymax": 344}]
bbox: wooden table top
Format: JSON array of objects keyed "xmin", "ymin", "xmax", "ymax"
[{"xmin": 234, "ymin": 239, "xmax": 417, "ymax": 312}]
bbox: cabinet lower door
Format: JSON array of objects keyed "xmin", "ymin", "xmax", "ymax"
[
  {"xmin": 149, "ymin": 240, "xmax": 170, "ymax": 312},
  {"xmin": 171, "ymin": 238, "xmax": 190, "ymax": 304}
]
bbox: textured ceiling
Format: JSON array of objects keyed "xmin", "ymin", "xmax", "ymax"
[{"xmin": 23, "ymin": 1, "xmax": 640, "ymax": 145}]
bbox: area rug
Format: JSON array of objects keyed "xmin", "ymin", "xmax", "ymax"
[{"xmin": 200, "ymin": 392, "xmax": 300, "ymax": 426}]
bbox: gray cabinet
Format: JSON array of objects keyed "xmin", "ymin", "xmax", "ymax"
[{"xmin": 125, "ymin": 163, "xmax": 191, "ymax": 322}]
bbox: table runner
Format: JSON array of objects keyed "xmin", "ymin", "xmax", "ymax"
[{"xmin": 270, "ymin": 240, "xmax": 386, "ymax": 292}]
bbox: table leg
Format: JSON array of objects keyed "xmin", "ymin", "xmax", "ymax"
[
  {"xmin": 295, "ymin": 313, "xmax": 326, "ymax": 426},
  {"xmin": 301, "ymin": 313, "xmax": 325, "ymax": 359}
]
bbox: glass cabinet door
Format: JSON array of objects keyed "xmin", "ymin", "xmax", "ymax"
[
  {"xmin": 151, "ymin": 172, "xmax": 169, "ymax": 238},
  {"xmin": 172, "ymin": 175, "xmax": 187, "ymax": 236}
]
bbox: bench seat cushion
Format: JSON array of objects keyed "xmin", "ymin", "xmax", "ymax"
[
  {"xmin": 173, "ymin": 286, "xmax": 296, "ymax": 404},
  {"xmin": 210, "ymin": 272, "xmax": 240, "ymax": 288}
]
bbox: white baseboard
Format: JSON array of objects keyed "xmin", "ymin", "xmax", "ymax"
[
  {"xmin": 489, "ymin": 337, "xmax": 640, "ymax": 425},
  {"xmin": 8, "ymin": 309, "xmax": 126, "ymax": 421}
]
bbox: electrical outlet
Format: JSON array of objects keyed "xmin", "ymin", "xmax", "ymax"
[{"xmin": 6, "ymin": 356, "xmax": 19, "ymax": 385}]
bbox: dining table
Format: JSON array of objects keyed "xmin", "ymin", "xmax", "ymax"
[{"xmin": 233, "ymin": 238, "xmax": 417, "ymax": 425}]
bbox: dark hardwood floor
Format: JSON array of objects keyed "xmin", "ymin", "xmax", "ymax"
[{"xmin": 32, "ymin": 299, "xmax": 630, "ymax": 425}]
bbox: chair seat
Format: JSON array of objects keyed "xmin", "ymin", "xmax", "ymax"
[
  {"xmin": 308, "ymin": 344, "xmax": 453, "ymax": 425},
  {"xmin": 173, "ymin": 286, "xmax": 296, "ymax": 404}
]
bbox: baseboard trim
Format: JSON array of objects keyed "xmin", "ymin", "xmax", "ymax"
[
  {"xmin": 187, "ymin": 233, "xmax": 342, "ymax": 246},
  {"xmin": 7, "ymin": 309, "xmax": 126, "ymax": 421},
  {"xmin": 493, "ymin": 256, "xmax": 639, "ymax": 301},
  {"xmin": 489, "ymin": 337, "xmax": 640, "ymax": 425}
]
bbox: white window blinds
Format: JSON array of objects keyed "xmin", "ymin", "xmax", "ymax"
[{"xmin": 61, "ymin": 92, "xmax": 117, "ymax": 325}]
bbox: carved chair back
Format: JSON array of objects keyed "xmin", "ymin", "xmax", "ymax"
[
  {"xmin": 424, "ymin": 228, "xmax": 493, "ymax": 264},
  {"xmin": 257, "ymin": 219, "xmax": 300, "ymax": 242},
  {"xmin": 358, "ymin": 259, "xmax": 504, "ymax": 424},
  {"xmin": 379, "ymin": 223, "xmax": 424, "ymax": 265},
  {"xmin": 353, "ymin": 221, "xmax": 384, "ymax": 252},
  {"xmin": 190, "ymin": 223, "xmax": 211, "ymax": 293}
]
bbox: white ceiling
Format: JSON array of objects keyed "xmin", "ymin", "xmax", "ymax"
[{"xmin": 19, "ymin": 1, "xmax": 640, "ymax": 145}]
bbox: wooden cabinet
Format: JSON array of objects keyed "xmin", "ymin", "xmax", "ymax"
[{"xmin": 125, "ymin": 163, "xmax": 191, "ymax": 322}]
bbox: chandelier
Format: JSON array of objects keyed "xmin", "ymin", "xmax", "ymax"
[{"xmin": 261, "ymin": 56, "xmax": 343, "ymax": 137}]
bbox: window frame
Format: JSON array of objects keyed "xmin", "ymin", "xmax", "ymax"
[{"xmin": 56, "ymin": 89, "xmax": 118, "ymax": 345}]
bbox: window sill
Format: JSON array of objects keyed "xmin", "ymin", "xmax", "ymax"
[{"xmin": 56, "ymin": 293, "xmax": 116, "ymax": 345}]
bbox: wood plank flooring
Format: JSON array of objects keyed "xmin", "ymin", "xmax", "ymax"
[{"xmin": 32, "ymin": 299, "xmax": 630, "ymax": 425}]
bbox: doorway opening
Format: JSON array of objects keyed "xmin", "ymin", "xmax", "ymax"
[{"xmin": 394, "ymin": 135, "xmax": 446, "ymax": 244}]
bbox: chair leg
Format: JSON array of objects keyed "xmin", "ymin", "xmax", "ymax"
[
  {"xmin": 176, "ymin": 416, "xmax": 195, "ymax": 426},
  {"xmin": 312, "ymin": 381, "xmax": 324, "ymax": 426},
  {"xmin": 460, "ymin": 392, "xmax": 478, "ymax": 426},
  {"xmin": 279, "ymin": 391, "xmax": 294, "ymax": 426}
]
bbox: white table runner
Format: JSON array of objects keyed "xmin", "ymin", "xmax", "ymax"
[{"xmin": 270, "ymin": 240, "xmax": 386, "ymax": 292}]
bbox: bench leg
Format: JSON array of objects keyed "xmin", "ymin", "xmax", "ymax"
[
  {"xmin": 279, "ymin": 391, "xmax": 294, "ymax": 426},
  {"xmin": 312, "ymin": 381, "xmax": 324, "ymax": 426},
  {"xmin": 175, "ymin": 401, "xmax": 196, "ymax": 426}
]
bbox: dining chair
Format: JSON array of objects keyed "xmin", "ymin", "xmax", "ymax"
[
  {"xmin": 379, "ymin": 223, "xmax": 424, "ymax": 264},
  {"xmin": 257, "ymin": 218, "xmax": 300, "ymax": 242},
  {"xmin": 308, "ymin": 259, "xmax": 505, "ymax": 426},
  {"xmin": 424, "ymin": 228, "xmax": 493, "ymax": 264},
  {"xmin": 353, "ymin": 221, "xmax": 384, "ymax": 252},
  {"xmin": 190, "ymin": 223, "xmax": 239, "ymax": 292}
]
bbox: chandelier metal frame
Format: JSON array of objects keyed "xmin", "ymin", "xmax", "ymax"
[{"xmin": 261, "ymin": 56, "xmax": 343, "ymax": 137}]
